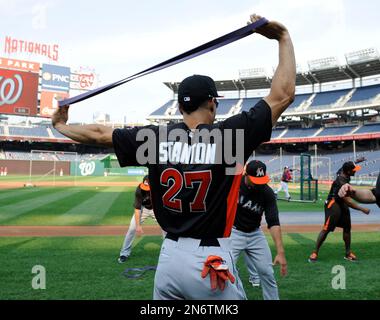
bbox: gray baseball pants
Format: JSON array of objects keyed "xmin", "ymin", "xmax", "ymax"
[
  {"xmin": 120, "ymin": 207, "xmax": 157, "ymax": 257},
  {"xmin": 153, "ymin": 237, "xmax": 247, "ymax": 300},
  {"xmin": 230, "ymin": 227, "xmax": 279, "ymax": 300}
]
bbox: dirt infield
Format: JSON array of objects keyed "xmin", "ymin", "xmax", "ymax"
[
  {"xmin": 0, "ymin": 181, "xmax": 139, "ymax": 189},
  {"xmin": 1, "ymin": 224, "xmax": 379, "ymax": 237}
]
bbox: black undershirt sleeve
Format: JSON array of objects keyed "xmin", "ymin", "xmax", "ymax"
[
  {"xmin": 134, "ymin": 187, "xmax": 142, "ymax": 210},
  {"xmin": 264, "ymin": 190, "xmax": 280, "ymax": 228}
]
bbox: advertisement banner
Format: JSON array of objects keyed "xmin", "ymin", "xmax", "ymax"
[
  {"xmin": 71, "ymin": 67, "xmax": 99, "ymax": 91},
  {"xmin": 0, "ymin": 69, "xmax": 38, "ymax": 115},
  {"xmin": 41, "ymin": 64, "xmax": 70, "ymax": 92},
  {"xmin": 127, "ymin": 168, "xmax": 146, "ymax": 176},
  {"xmin": 40, "ymin": 91, "xmax": 69, "ymax": 118},
  {"xmin": 0, "ymin": 57, "xmax": 40, "ymax": 73},
  {"xmin": 71, "ymin": 160, "xmax": 105, "ymax": 176}
]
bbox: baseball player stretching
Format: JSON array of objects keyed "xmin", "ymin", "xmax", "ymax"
[
  {"xmin": 275, "ymin": 166, "xmax": 292, "ymax": 201},
  {"xmin": 231, "ymin": 160, "xmax": 287, "ymax": 300},
  {"xmin": 118, "ymin": 175, "xmax": 161, "ymax": 263},
  {"xmin": 309, "ymin": 161, "xmax": 370, "ymax": 263},
  {"xmin": 52, "ymin": 14, "xmax": 296, "ymax": 300}
]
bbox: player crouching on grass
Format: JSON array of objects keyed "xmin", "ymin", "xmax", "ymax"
[
  {"xmin": 118, "ymin": 175, "xmax": 165, "ymax": 263},
  {"xmin": 309, "ymin": 161, "xmax": 370, "ymax": 263},
  {"xmin": 230, "ymin": 160, "xmax": 287, "ymax": 300}
]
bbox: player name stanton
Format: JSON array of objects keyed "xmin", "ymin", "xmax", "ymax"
[{"xmin": 159, "ymin": 142, "xmax": 216, "ymax": 164}]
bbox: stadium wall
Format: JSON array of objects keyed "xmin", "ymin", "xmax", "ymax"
[{"xmin": 0, "ymin": 160, "xmax": 70, "ymax": 175}]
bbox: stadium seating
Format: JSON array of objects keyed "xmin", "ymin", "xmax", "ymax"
[
  {"xmin": 3, "ymin": 151, "xmax": 108, "ymax": 161},
  {"xmin": 49, "ymin": 126, "xmax": 70, "ymax": 139},
  {"xmin": 271, "ymin": 129, "xmax": 285, "ymax": 139},
  {"xmin": 281, "ymin": 128, "xmax": 320, "ymax": 138},
  {"xmin": 149, "ymin": 100, "xmax": 175, "ymax": 116},
  {"xmin": 347, "ymin": 84, "xmax": 380, "ymax": 103},
  {"xmin": 355, "ymin": 123, "xmax": 380, "ymax": 134},
  {"xmin": 317, "ymin": 126, "xmax": 356, "ymax": 136},
  {"xmin": 215, "ymin": 98, "xmax": 239, "ymax": 115},
  {"xmin": 240, "ymin": 97, "xmax": 262, "ymax": 112},
  {"xmin": 309, "ymin": 89, "xmax": 351, "ymax": 109},
  {"xmin": 8, "ymin": 126, "xmax": 49, "ymax": 138},
  {"xmin": 287, "ymin": 93, "xmax": 311, "ymax": 110},
  {"xmin": 148, "ymin": 83, "xmax": 380, "ymax": 117}
]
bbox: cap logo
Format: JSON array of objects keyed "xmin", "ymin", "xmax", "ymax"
[
  {"xmin": 184, "ymin": 97, "xmax": 191, "ymax": 102},
  {"xmin": 256, "ymin": 168, "xmax": 264, "ymax": 177}
]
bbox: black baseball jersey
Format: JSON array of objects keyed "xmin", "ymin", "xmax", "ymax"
[
  {"xmin": 134, "ymin": 186, "xmax": 153, "ymax": 210},
  {"xmin": 327, "ymin": 174, "xmax": 350, "ymax": 210},
  {"xmin": 113, "ymin": 99, "xmax": 272, "ymax": 238},
  {"xmin": 371, "ymin": 189, "xmax": 380, "ymax": 208},
  {"xmin": 234, "ymin": 179, "xmax": 280, "ymax": 232},
  {"xmin": 372, "ymin": 172, "xmax": 380, "ymax": 208}
]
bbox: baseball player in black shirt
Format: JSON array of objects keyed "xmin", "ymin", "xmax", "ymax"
[
  {"xmin": 309, "ymin": 161, "xmax": 370, "ymax": 263},
  {"xmin": 52, "ymin": 14, "xmax": 296, "ymax": 300},
  {"xmin": 231, "ymin": 160, "xmax": 286, "ymax": 300}
]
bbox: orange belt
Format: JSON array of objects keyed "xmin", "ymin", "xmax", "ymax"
[{"xmin": 327, "ymin": 199, "xmax": 335, "ymax": 209}]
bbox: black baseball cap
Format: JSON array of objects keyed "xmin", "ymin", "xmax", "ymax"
[
  {"xmin": 342, "ymin": 161, "xmax": 361, "ymax": 174},
  {"xmin": 140, "ymin": 175, "xmax": 150, "ymax": 191},
  {"xmin": 245, "ymin": 160, "xmax": 270, "ymax": 185},
  {"xmin": 177, "ymin": 75, "xmax": 222, "ymax": 111}
]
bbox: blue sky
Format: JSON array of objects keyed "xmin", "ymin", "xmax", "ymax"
[{"xmin": 1, "ymin": 0, "xmax": 380, "ymax": 124}]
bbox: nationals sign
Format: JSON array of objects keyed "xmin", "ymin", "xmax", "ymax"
[
  {"xmin": 4, "ymin": 36, "xmax": 59, "ymax": 62},
  {"xmin": 0, "ymin": 69, "xmax": 38, "ymax": 115}
]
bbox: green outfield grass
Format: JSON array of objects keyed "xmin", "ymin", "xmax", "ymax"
[
  {"xmin": 1, "ymin": 175, "xmax": 143, "ymax": 183},
  {"xmin": 0, "ymin": 178, "xmax": 328, "ymax": 227},
  {"xmin": 0, "ymin": 232, "xmax": 379, "ymax": 300}
]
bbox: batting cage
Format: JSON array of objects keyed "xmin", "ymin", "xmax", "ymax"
[{"xmin": 299, "ymin": 153, "xmax": 318, "ymax": 202}]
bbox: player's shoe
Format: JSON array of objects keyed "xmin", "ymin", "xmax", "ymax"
[
  {"xmin": 249, "ymin": 279, "xmax": 260, "ymax": 288},
  {"xmin": 118, "ymin": 255, "xmax": 128, "ymax": 264},
  {"xmin": 308, "ymin": 252, "xmax": 318, "ymax": 263},
  {"xmin": 344, "ymin": 252, "xmax": 357, "ymax": 262},
  {"xmin": 287, "ymin": 196, "xmax": 291, "ymax": 202}
]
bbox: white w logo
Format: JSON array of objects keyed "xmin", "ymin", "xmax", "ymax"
[
  {"xmin": 79, "ymin": 161, "xmax": 96, "ymax": 176},
  {"xmin": 256, "ymin": 168, "xmax": 264, "ymax": 177}
]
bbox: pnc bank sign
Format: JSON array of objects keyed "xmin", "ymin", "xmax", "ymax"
[{"xmin": 41, "ymin": 64, "xmax": 70, "ymax": 92}]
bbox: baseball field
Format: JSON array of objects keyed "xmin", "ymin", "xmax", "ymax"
[{"xmin": 0, "ymin": 175, "xmax": 379, "ymax": 300}]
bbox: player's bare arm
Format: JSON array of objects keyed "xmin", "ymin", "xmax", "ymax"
[
  {"xmin": 343, "ymin": 196, "xmax": 370, "ymax": 215},
  {"xmin": 339, "ymin": 184, "xmax": 376, "ymax": 204},
  {"xmin": 134, "ymin": 209, "xmax": 144, "ymax": 235},
  {"xmin": 248, "ymin": 15, "xmax": 296, "ymax": 125},
  {"xmin": 52, "ymin": 105, "xmax": 114, "ymax": 147},
  {"xmin": 269, "ymin": 225, "xmax": 287, "ymax": 276}
]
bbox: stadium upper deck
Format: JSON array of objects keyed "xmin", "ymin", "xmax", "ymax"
[{"xmin": 148, "ymin": 48, "xmax": 380, "ymax": 122}]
